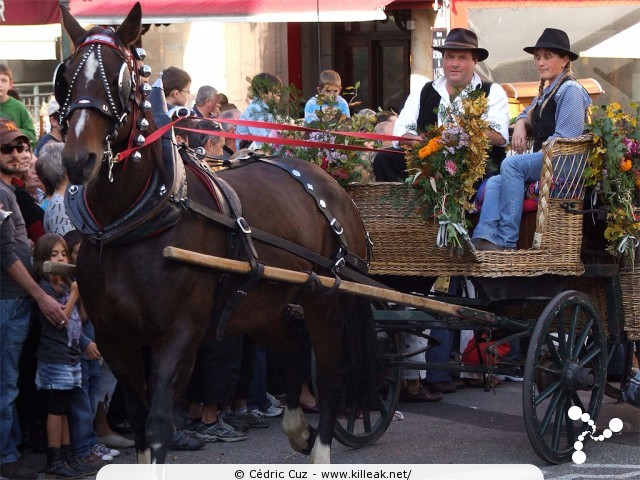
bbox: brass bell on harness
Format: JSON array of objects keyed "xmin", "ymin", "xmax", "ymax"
[
  {"xmin": 133, "ymin": 134, "xmax": 146, "ymax": 147},
  {"xmin": 138, "ymin": 65, "xmax": 152, "ymax": 78},
  {"xmin": 140, "ymin": 100, "xmax": 151, "ymax": 112},
  {"xmin": 139, "ymin": 83, "xmax": 152, "ymax": 96},
  {"xmin": 134, "ymin": 48, "xmax": 146, "ymax": 61},
  {"xmin": 137, "ymin": 118, "xmax": 149, "ymax": 131},
  {"xmin": 131, "ymin": 151, "xmax": 142, "ymax": 162}
]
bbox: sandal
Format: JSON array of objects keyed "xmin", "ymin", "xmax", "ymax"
[{"xmin": 400, "ymin": 387, "xmax": 442, "ymax": 403}]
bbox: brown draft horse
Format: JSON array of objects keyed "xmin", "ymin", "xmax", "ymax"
[{"xmin": 57, "ymin": 3, "xmax": 377, "ymax": 464}]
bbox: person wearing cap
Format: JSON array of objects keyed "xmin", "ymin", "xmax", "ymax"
[
  {"xmin": 472, "ymin": 28, "xmax": 591, "ymax": 251},
  {"xmin": 374, "ymin": 28, "xmax": 510, "ymax": 181},
  {"xmin": 1, "ymin": 118, "xmax": 67, "ymax": 480},
  {"xmin": 34, "ymin": 99, "xmax": 64, "ymax": 157}
]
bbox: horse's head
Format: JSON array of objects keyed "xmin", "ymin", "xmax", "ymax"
[{"xmin": 57, "ymin": 3, "xmax": 151, "ymax": 185}]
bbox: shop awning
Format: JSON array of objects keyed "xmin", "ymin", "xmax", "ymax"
[
  {"xmin": 0, "ymin": 0, "xmax": 60, "ymax": 25},
  {"xmin": 67, "ymin": 0, "xmax": 392, "ymax": 24},
  {"xmin": 580, "ymin": 22, "xmax": 640, "ymax": 59}
]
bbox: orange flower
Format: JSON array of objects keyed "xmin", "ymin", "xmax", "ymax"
[
  {"xmin": 635, "ymin": 175, "xmax": 640, "ymax": 189},
  {"xmin": 619, "ymin": 158, "xmax": 632, "ymax": 172},
  {"xmin": 418, "ymin": 137, "xmax": 443, "ymax": 159}
]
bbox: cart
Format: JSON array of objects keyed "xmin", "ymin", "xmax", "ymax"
[{"xmin": 332, "ymin": 134, "xmax": 639, "ymax": 464}]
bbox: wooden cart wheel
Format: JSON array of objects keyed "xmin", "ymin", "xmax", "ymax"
[
  {"xmin": 522, "ymin": 291, "xmax": 607, "ymax": 463},
  {"xmin": 332, "ymin": 329, "xmax": 402, "ymax": 448},
  {"xmin": 523, "ymin": 290, "xmax": 607, "ymax": 464}
]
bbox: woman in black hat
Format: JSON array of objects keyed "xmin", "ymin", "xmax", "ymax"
[{"xmin": 472, "ymin": 28, "xmax": 591, "ymax": 251}]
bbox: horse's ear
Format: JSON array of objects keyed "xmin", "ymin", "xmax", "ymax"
[
  {"xmin": 60, "ymin": 5, "xmax": 87, "ymax": 47},
  {"xmin": 116, "ymin": 2, "xmax": 143, "ymax": 47}
]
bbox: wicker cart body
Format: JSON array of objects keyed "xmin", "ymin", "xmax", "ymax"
[{"xmin": 340, "ymin": 135, "xmax": 638, "ymax": 464}]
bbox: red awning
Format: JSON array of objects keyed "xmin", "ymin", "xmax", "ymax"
[
  {"xmin": 68, "ymin": 0, "xmax": 392, "ymax": 23},
  {"xmin": 1, "ymin": 0, "xmax": 60, "ymax": 25}
]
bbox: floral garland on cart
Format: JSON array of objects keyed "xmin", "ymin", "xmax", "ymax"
[{"xmin": 585, "ymin": 103, "xmax": 640, "ymax": 267}]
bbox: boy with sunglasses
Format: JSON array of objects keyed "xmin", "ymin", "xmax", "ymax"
[{"xmin": 0, "ymin": 65, "xmax": 36, "ymax": 148}]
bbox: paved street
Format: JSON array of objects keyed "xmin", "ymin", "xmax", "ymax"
[{"xmin": 17, "ymin": 381, "xmax": 638, "ymax": 479}]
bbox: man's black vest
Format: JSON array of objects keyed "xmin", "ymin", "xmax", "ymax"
[
  {"xmin": 416, "ymin": 81, "xmax": 506, "ymax": 167},
  {"xmin": 530, "ymin": 77, "xmax": 571, "ymax": 152}
]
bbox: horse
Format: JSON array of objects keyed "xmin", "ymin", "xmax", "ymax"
[{"xmin": 57, "ymin": 3, "xmax": 377, "ymax": 464}]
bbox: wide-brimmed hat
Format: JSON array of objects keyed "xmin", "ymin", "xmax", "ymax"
[
  {"xmin": 0, "ymin": 118, "xmax": 28, "ymax": 145},
  {"xmin": 523, "ymin": 28, "xmax": 579, "ymax": 61},
  {"xmin": 433, "ymin": 28, "xmax": 489, "ymax": 62}
]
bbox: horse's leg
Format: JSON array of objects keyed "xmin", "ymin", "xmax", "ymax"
[
  {"xmin": 305, "ymin": 315, "xmax": 344, "ymax": 465},
  {"xmin": 100, "ymin": 342, "xmax": 151, "ymax": 463},
  {"xmin": 280, "ymin": 347, "xmax": 316, "ymax": 455},
  {"xmin": 146, "ymin": 327, "xmax": 199, "ymax": 463}
]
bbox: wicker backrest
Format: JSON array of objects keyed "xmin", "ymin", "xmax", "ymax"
[{"xmin": 533, "ymin": 134, "xmax": 593, "ymax": 249}]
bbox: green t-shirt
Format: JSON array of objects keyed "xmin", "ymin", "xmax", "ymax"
[{"xmin": 0, "ymin": 96, "xmax": 37, "ymax": 146}]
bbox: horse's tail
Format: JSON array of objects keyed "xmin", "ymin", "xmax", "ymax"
[{"xmin": 342, "ymin": 296, "xmax": 378, "ymax": 408}]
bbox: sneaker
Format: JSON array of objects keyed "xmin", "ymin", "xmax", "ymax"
[
  {"xmin": 220, "ymin": 411, "xmax": 249, "ymax": 432},
  {"xmin": 92, "ymin": 443, "xmax": 119, "ymax": 461},
  {"xmin": 266, "ymin": 392, "xmax": 282, "ymax": 408},
  {"xmin": 257, "ymin": 406, "xmax": 284, "ymax": 418},
  {"xmin": 236, "ymin": 411, "xmax": 270, "ymax": 429},
  {"xmin": 181, "ymin": 417, "xmax": 203, "ymax": 433},
  {"xmin": 91, "ymin": 443, "xmax": 114, "ymax": 462},
  {"xmin": 193, "ymin": 420, "xmax": 247, "ymax": 443},
  {"xmin": 171, "ymin": 429, "xmax": 205, "ymax": 451}
]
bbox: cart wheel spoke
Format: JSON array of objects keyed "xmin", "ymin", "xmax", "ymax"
[
  {"xmin": 539, "ymin": 388, "xmax": 563, "ymax": 435},
  {"xmin": 534, "ymin": 378, "xmax": 563, "ymax": 407}
]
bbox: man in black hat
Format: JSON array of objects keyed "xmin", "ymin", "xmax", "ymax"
[
  {"xmin": 373, "ymin": 28, "xmax": 510, "ymax": 181},
  {"xmin": 374, "ymin": 29, "xmax": 510, "ymax": 401},
  {"xmin": 0, "ymin": 118, "xmax": 67, "ymax": 480}
]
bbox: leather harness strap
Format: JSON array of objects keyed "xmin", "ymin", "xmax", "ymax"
[{"xmin": 176, "ymin": 196, "xmax": 383, "ymax": 289}]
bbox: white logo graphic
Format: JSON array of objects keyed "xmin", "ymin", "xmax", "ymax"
[{"xmin": 567, "ymin": 405, "xmax": 623, "ymax": 464}]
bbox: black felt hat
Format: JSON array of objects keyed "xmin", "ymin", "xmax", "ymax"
[
  {"xmin": 523, "ymin": 28, "xmax": 579, "ymax": 61},
  {"xmin": 433, "ymin": 28, "xmax": 489, "ymax": 62}
]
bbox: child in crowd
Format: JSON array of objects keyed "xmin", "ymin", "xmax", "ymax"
[
  {"xmin": 304, "ymin": 70, "xmax": 350, "ymax": 124},
  {"xmin": 0, "ymin": 64, "xmax": 37, "ymax": 146},
  {"xmin": 33, "ymin": 233, "xmax": 101, "ymax": 477},
  {"xmin": 236, "ymin": 72, "xmax": 282, "ymax": 151}
]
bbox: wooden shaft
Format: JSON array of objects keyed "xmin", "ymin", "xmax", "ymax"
[
  {"xmin": 163, "ymin": 246, "xmax": 494, "ymax": 321},
  {"xmin": 43, "ymin": 261, "xmax": 77, "ymax": 276}
]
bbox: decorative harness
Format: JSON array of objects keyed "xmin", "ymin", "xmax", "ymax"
[{"xmin": 57, "ymin": 32, "xmax": 185, "ymax": 245}]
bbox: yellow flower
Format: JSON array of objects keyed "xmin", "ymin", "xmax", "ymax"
[{"xmin": 418, "ymin": 137, "xmax": 443, "ymax": 159}]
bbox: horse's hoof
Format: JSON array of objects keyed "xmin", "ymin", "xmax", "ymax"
[{"xmin": 299, "ymin": 425, "xmax": 317, "ymax": 456}]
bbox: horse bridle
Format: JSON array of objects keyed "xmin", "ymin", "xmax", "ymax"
[{"xmin": 53, "ymin": 31, "xmax": 152, "ymax": 174}]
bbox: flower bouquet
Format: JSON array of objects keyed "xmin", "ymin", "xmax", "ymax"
[
  {"xmin": 263, "ymin": 99, "xmax": 377, "ymax": 187},
  {"xmin": 585, "ymin": 103, "xmax": 640, "ymax": 267},
  {"xmin": 405, "ymin": 88, "xmax": 491, "ymax": 253}
]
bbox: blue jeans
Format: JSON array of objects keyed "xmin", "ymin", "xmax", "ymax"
[
  {"xmin": 472, "ymin": 151, "xmax": 543, "ymax": 248},
  {"xmin": 68, "ymin": 359, "xmax": 101, "ymax": 458},
  {"xmin": 248, "ymin": 346, "xmax": 270, "ymax": 412},
  {"xmin": 1, "ymin": 298, "xmax": 31, "ymax": 464},
  {"xmin": 424, "ymin": 329, "xmax": 453, "ymax": 384}
]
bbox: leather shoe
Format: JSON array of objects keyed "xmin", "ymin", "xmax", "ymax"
[
  {"xmin": 426, "ymin": 381, "xmax": 457, "ymax": 394},
  {"xmin": 471, "ymin": 238, "xmax": 504, "ymax": 251},
  {"xmin": 400, "ymin": 387, "xmax": 442, "ymax": 403},
  {"xmin": 450, "ymin": 378, "xmax": 466, "ymax": 390}
]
